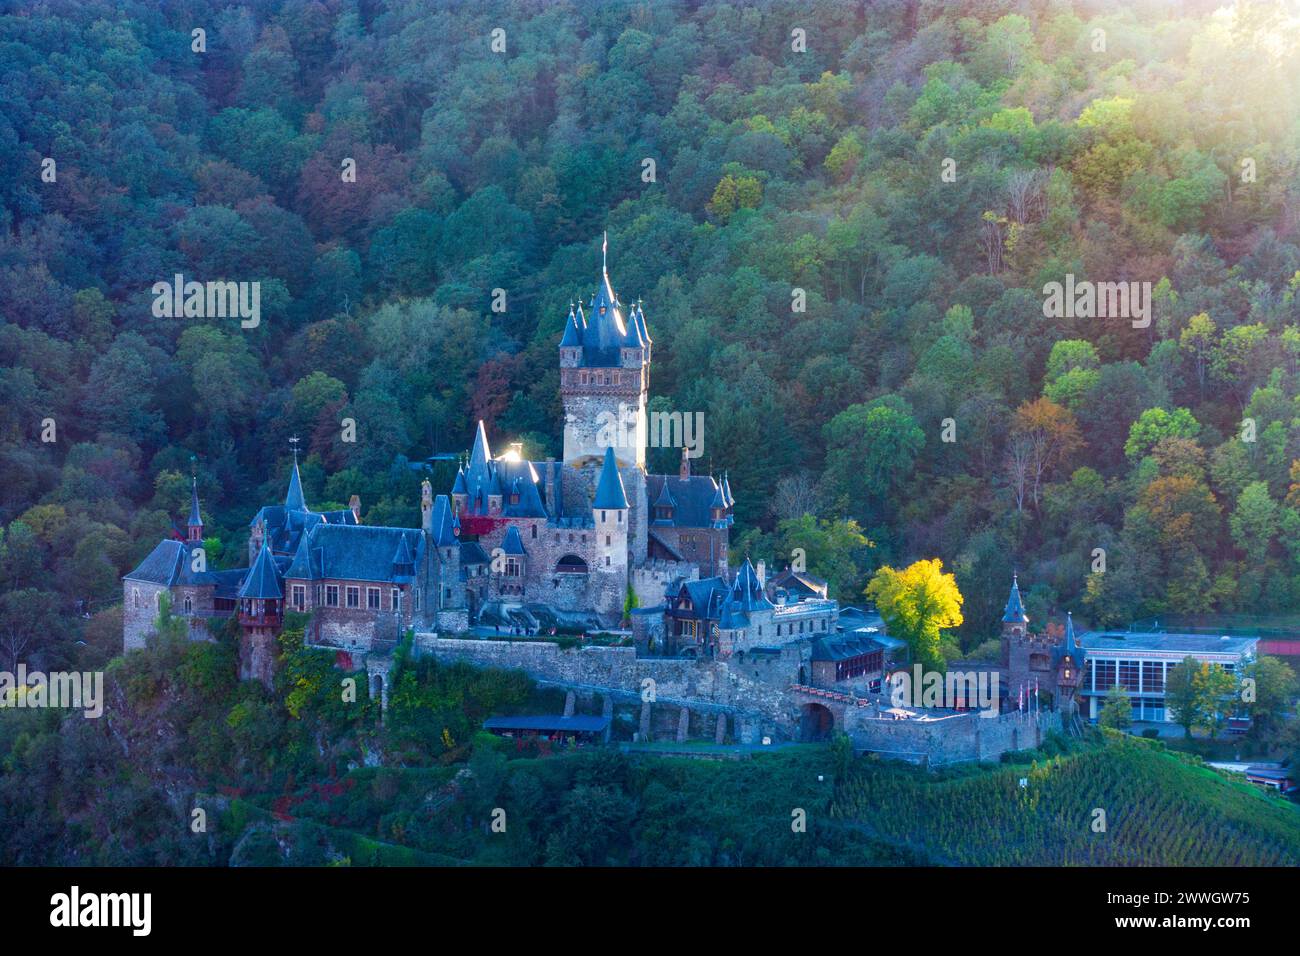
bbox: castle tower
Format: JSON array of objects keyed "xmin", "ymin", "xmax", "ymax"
[
  {"xmin": 593, "ymin": 446, "xmax": 629, "ymax": 599},
  {"xmin": 1054, "ymin": 611, "xmax": 1086, "ymax": 715},
  {"xmin": 1001, "ymin": 572, "xmax": 1029, "ymax": 638},
  {"xmin": 186, "ymin": 476, "xmax": 203, "ymax": 543},
  {"xmin": 238, "ymin": 540, "xmax": 283, "ymax": 688},
  {"xmin": 559, "ymin": 237, "xmax": 650, "ymax": 472}
]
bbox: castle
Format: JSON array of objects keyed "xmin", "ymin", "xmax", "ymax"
[{"xmin": 122, "ymin": 244, "xmax": 757, "ymax": 683}]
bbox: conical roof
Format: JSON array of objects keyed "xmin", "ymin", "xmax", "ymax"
[
  {"xmin": 1002, "ymin": 573, "xmax": 1028, "ymax": 624},
  {"xmin": 285, "ymin": 459, "xmax": 307, "ymax": 511},
  {"xmin": 239, "ymin": 541, "xmax": 283, "ymax": 599},
  {"xmin": 593, "ymin": 446, "xmax": 628, "ymax": 509}
]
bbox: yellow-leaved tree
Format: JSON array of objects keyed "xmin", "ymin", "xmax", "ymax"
[{"xmin": 865, "ymin": 558, "xmax": 964, "ymax": 674}]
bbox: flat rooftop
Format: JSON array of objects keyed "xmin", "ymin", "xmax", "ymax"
[
  {"xmin": 483, "ymin": 715, "xmax": 610, "ymax": 733},
  {"xmin": 1079, "ymin": 632, "xmax": 1257, "ymax": 656}
]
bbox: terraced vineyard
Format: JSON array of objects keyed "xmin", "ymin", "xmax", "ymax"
[{"xmin": 831, "ymin": 738, "xmax": 1300, "ymax": 866}]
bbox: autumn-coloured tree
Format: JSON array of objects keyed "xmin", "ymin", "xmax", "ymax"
[
  {"xmin": 865, "ymin": 559, "xmax": 964, "ymax": 674},
  {"xmin": 1006, "ymin": 398, "xmax": 1080, "ymax": 512}
]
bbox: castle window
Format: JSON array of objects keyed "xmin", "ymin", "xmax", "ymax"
[
  {"xmin": 346, "ymin": 586, "xmax": 360, "ymax": 609},
  {"xmin": 292, "ymin": 586, "xmax": 305, "ymax": 611},
  {"xmin": 605, "ymin": 535, "xmax": 611, "ymax": 546},
  {"xmin": 184, "ymin": 596, "xmax": 192, "ymax": 614},
  {"xmin": 602, "ymin": 510, "xmax": 607, "ymax": 521},
  {"xmin": 606, "ymin": 556, "xmax": 610, "ymax": 566},
  {"xmin": 326, "ymin": 586, "xmax": 339, "ymax": 607},
  {"xmin": 133, "ymin": 588, "xmax": 140, "ymax": 607},
  {"xmin": 618, "ymin": 512, "xmax": 622, "ymax": 524},
  {"xmin": 391, "ymin": 588, "xmax": 400, "ymax": 611},
  {"xmin": 531, "ymin": 525, "xmax": 536, "ymax": 539},
  {"xmin": 367, "ymin": 587, "xmax": 380, "ymax": 610}
]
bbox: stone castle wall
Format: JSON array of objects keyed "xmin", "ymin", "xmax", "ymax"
[
  {"xmin": 418, "ymin": 635, "xmax": 797, "ymax": 733},
  {"xmin": 839, "ymin": 707, "xmax": 1054, "ymax": 765}
]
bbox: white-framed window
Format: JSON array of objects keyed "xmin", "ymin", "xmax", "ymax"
[
  {"xmin": 392, "ymin": 588, "xmax": 400, "ymax": 611},
  {"xmin": 292, "ymin": 585, "xmax": 305, "ymax": 611},
  {"xmin": 367, "ymin": 587, "xmax": 380, "ymax": 610},
  {"xmin": 326, "ymin": 585, "xmax": 339, "ymax": 607},
  {"xmin": 346, "ymin": 586, "xmax": 360, "ymax": 608}
]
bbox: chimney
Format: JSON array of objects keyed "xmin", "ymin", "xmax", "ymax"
[
  {"xmin": 679, "ymin": 445, "xmax": 690, "ymax": 480},
  {"xmin": 420, "ymin": 479, "xmax": 433, "ymax": 532},
  {"xmin": 756, "ymin": 560, "xmax": 766, "ymax": 588},
  {"xmin": 349, "ymin": 494, "xmax": 361, "ymax": 524}
]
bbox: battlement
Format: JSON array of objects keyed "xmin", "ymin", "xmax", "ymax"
[{"xmin": 1006, "ymin": 631, "xmax": 1062, "ymax": 650}]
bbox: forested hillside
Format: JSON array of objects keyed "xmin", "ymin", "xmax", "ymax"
[{"xmin": 2, "ymin": 0, "xmax": 1300, "ymax": 669}]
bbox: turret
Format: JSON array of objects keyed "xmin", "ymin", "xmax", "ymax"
[
  {"xmin": 237, "ymin": 540, "xmax": 283, "ymax": 687},
  {"xmin": 593, "ymin": 446, "xmax": 629, "ymax": 573},
  {"xmin": 186, "ymin": 476, "xmax": 203, "ymax": 543},
  {"xmin": 451, "ymin": 465, "xmax": 468, "ymax": 515},
  {"xmin": 1001, "ymin": 572, "xmax": 1029, "ymax": 639}
]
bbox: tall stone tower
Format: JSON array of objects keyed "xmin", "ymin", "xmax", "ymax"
[
  {"xmin": 559, "ymin": 240, "xmax": 651, "ymax": 471},
  {"xmin": 559, "ymin": 237, "xmax": 651, "ymax": 563}
]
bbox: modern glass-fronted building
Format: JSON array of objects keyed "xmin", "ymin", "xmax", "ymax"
[{"xmin": 1076, "ymin": 632, "xmax": 1258, "ymax": 723}]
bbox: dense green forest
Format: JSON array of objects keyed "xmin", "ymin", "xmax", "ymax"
[{"xmin": 3, "ymin": 0, "xmax": 1300, "ymax": 667}]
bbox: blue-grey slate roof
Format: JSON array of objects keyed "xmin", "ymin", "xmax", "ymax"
[
  {"xmin": 645, "ymin": 474, "xmax": 730, "ymax": 529},
  {"xmin": 501, "ymin": 525, "xmax": 526, "ymax": 555},
  {"xmin": 239, "ymin": 542, "xmax": 283, "ymax": 599},
  {"xmin": 285, "ymin": 460, "xmax": 307, "ymax": 511},
  {"xmin": 187, "ymin": 478, "xmax": 202, "ymax": 528},
  {"xmin": 459, "ymin": 422, "xmax": 550, "ymax": 518},
  {"xmin": 283, "ymin": 524, "xmax": 426, "ymax": 584},
  {"xmin": 1002, "ymin": 574, "xmax": 1028, "ymax": 624},
  {"xmin": 593, "ymin": 446, "xmax": 628, "ymax": 509}
]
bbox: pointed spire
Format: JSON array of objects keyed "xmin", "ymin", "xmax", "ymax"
[
  {"xmin": 602, "ymin": 229, "xmax": 608, "ymax": 274},
  {"xmin": 187, "ymin": 475, "xmax": 203, "ymax": 531},
  {"xmin": 469, "ymin": 420, "xmax": 491, "ymax": 468},
  {"xmin": 560, "ymin": 305, "xmax": 584, "ymax": 347},
  {"xmin": 593, "ymin": 446, "xmax": 628, "ymax": 509},
  {"xmin": 285, "ymin": 457, "xmax": 307, "ymax": 512},
  {"xmin": 1002, "ymin": 571, "xmax": 1028, "ymax": 624}
]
